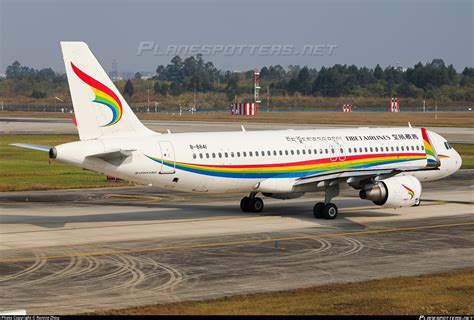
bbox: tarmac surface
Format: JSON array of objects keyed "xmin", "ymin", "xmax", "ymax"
[
  {"xmin": 0, "ymin": 170, "xmax": 473, "ymax": 314},
  {"xmin": 1, "ymin": 117, "xmax": 473, "ymax": 143}
]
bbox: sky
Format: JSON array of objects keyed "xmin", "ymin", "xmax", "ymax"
[{"xmin": 0, "ymin": 0, "xmax": 472, "ymax": 74}]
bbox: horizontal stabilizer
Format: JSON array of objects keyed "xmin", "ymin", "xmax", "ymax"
[{"xmin": 10, "ymin": 143, "xmax": 52, "ymax": 152}]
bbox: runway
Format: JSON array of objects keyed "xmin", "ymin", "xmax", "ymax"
[
  {"xmin": 0, "ymin": 170, "xmax": 473, "ymax": 314},
  {"xmin": 1, "ymin": 117, "xmax": 473, "ymax": 143}
]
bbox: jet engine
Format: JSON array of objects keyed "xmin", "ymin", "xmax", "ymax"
[{"xmin": 359, "ymin": 175, "xmax": 422, "ymax": 208}]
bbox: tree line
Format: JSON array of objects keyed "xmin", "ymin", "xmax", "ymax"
[{"xmin": 2, "ymin": 56, "xmax": 473, "ymax": 103}]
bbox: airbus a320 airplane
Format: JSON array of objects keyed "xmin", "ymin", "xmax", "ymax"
[{"xmin": 12, "ymin": 42, "xmax": 462, "ymax": 219}]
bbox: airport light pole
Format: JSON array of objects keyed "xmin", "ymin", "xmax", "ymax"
[{"xmin": 55, "ymin": 96, "xmax": 64, "ymax": 113}]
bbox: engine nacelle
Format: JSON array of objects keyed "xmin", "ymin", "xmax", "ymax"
[
  {"xmin": 359, "ymin": 175, "xmax": 422, "ymax": 208},
  {"xmin": 262, "ymin": 192, "xmax": 305, "ymax": 200}
]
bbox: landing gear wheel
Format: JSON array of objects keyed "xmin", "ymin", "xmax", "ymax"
[
  {"xmin": 240, "ymin": 197, "xmax": 251, "ymax": 212},
  {"xmin": 249, "ymin": 197, "xmax": 264, "ymax": 213},
  {"xmin": 323, "ymin": 203, "xmax": 338, "ymax": 219},
  {"xmin": 414, "ymin": 199, "xmax": 421, "ymax": 207},
  {"xmin": 313, "ymin": 202, "xmax": 325, "ymax": 219}
]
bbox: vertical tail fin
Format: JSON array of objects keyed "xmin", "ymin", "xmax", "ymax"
[{"xmin": 61, "ymin": 41, "xmax": 154, "ymax": 140}]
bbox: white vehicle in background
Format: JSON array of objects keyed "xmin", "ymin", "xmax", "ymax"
[{"xmin": 12, "ymin": 42, "xmax": 462, "ymax": 219}]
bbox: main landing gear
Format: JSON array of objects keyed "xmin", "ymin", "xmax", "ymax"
[
  {"xmin": 313, "ymin": 183, "xmax": 340, "ymax": 220},
  {"xmin": 240, "ymin": 193, "xmax": 264, "ymax": 213},
  {"xmin": 313, "ymin": 202, "xmax": 338, "ymax": 219}
]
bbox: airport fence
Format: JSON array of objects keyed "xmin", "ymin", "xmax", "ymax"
[{"xmin": 0, "ymin": 102, "xmax": 470, "ymax": 113}]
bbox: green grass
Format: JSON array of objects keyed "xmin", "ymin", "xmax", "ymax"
[
  {"xmin": 0, "ymin": 135, "xmax": 472, "ymax": 191},
  {"xmin": 0, "ymin": 134, "xmax": 129, "ymax": 191},
  {"xmin": 453, "ymin": 143, "xmax": 474, "ymax": 169}
]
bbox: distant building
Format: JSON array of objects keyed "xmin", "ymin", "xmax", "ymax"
[{"xmin": 0, "ymin": 73, "xmax": 6, "ymax": 79}]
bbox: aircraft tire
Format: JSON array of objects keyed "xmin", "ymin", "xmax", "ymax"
[
  {"xmin": 323, "ymin": 203, "xmax": 338, "ymax": 219},
  {"xmin": 313, "ymin": 202, "xmax": 325, "ymax": 219}
]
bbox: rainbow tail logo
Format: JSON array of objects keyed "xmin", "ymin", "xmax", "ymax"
[
  {"xmin": 402, "ymin": 184, "xmax": 414, "ymax": 199},
  {"xmin": 71, "ymin": 62, "xmax": 123, "ymax": 127},
  {"xmin": 421, "ymin": 128, "xmax": 440, "ymax": 168}
]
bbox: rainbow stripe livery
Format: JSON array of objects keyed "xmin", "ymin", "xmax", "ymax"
[
  {"xmin": 71, "ymin": 62, "xmax": 123, "ymax": 127},
  {"xmin": 402, "ymin": 184, "xmax": 414, "ymax": 199},
  {"xmin": 421, "ymin": 127, "xmax": 439, "ymax": 167},
  {"xmin": 146, "ymin": 153, "xmax": 426, "ymax": 179}
]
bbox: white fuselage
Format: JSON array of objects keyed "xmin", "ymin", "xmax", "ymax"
[{"xmin": 54, "ymin": 127, "xmax": 462, "ymax": 194}]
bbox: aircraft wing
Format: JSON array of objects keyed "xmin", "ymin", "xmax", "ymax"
[
  {"xmin": 10, "ymin": 143, "xmax": 52, "ymax": 152},
  {"xmin": 294, "ymin": 165, "xmax": 438, "ymax": 187}
]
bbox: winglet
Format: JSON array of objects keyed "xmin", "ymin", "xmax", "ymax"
[{"xmin": 421, "ymin": 128, "xmax": 440, "ymax": 168}]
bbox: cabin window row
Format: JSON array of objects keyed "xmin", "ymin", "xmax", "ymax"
[{"xmin": 192, "ymin": 144, "xmax": 425, "ymax": 159}]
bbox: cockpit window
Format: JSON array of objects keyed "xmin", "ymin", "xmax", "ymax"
[{"xmin": 444, "ymin": 141, "xmax": 453, "ymax": 149}]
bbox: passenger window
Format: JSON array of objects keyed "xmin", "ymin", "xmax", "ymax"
[
  {"xmin": 193, "ymin": 153, "xmax": 196, "ymax": 159},
  {"xmin": 396, "ymin": 146, "xmax": 399, "ymax": 151},
  {"xmin": 391, "ymin": 147, "xmax": 394, "ymax": 151},
  {"xmin": 231, "ymin": 152, "xmax": 234, "ymax": 157},
  {"xmin": 375, "ymin": 147, "xmax": 378, "ymax": 152},
  {"xmin": 249, "ymin": 151, "xmax": 253, "ymax": 157},
  {"xmin": 359, "ymin": 148, "xmax": 363, "ymax": 153},
  {"xmin": 302, "ymin": 149, "xmax": 306, "ymax": 155},
  {"xmin": 308, "ymin": 149, "xmax": 312, "ymax": 154},
  {"xmin": 291, "ymin": 150, "xmax": 295, "ymax": 155},
  {"xmin": 212, "ymin": 153, "xmax": 216, "ymax": 158},
  {"xmin": 225, "ymin": 152, "xmax": 228, "ymax": 158},
  {"xmin": 237, "ymin": 152, "xmax": 240, "ymax": 157},
  {"xmin": 243, "ymin": 151, "xmax": 247, "ymax": 157},
  {"xmin": 273, "ymin": 150, "xmax": 277, "ymax": 156},
  {"xmin": 199, "ymin": 153, "xmax": 203, "ymax": 159},
  {"xmin": 348, "ymin": 148, "xmax": 351, "ymax": 153},
  {"xmin": 325, "ymin": 149, "xmax": 328, "ymax": 154},
  {"xmin": 364, "ymin": 148, "xmax": 368, "ymax": 152},
  {"xmin": 206, "ymin": 153, "xmax": 209, "ymax": 158},
  {"xmin": 255, "ymin": 151, "xmax": 259, "ymax": 156},
  {"xmin": 296, "ymin": 150, "xmax": 300, "ymax": 155},
  {"xmin": 285, "ymin": 150, "xmax": 289, "ymax": 155},
  {"xmin": 218, "ymin": 152, "xmax": 222, "ymax": 158},
  {"xmin": 401, "ymin": 146, "xmax": 404, "ymax": 151},
  {"xmin": 267, "ymin": 151, "xmax": 271, "ymax": 156},
  {"xmin": 369, "ymin": 147, "xmax": 373, "ymax": 152},
  {"xmin": 313, "ymin": 149, "xmax": 317, "ymax": 154},
  {"xmin": 421, "ymin": 146, "xmax": 424, "ymax": 150},
  {"xmin": 279, "ymin": 150, "xmax": 283, "ymax": 156},
  {"xmin": 340, "ymin": 148, "xmax": 344, "ymax": 153}
]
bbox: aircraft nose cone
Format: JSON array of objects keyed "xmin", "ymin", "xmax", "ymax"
[{"xmin": 455, "ymin": 151, "xmax": 462, "ymax": 171}]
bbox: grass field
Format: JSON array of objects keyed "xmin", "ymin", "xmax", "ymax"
[
  {"xmin": 94, "ymin": 268, "xmax": 474, "ymax": 315},
  {"xmin": 1, "ymin": 134, "xmax": 472, "ymax": 192},
  {"xmin": 2, "ymin": 111, "xmax": 473, "ymax": 127},
  {"xmin": 0, "ymin": 134, "xmax": 129, "ymax": 191}
]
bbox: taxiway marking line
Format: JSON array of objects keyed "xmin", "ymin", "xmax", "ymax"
[{"xmin": 0, "ymin": 221, "xmax": 473, "ymax": 263}]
